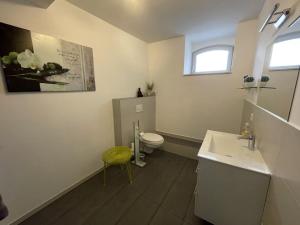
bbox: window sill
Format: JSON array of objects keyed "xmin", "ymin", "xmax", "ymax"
[{"xmin": 183, "ymin": 71, "xmax": 232, "ymax": 76}]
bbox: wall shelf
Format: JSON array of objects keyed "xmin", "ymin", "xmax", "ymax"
[{"xmin": 239, "ymin": 87, "xmax": 276, "ymax": 90}]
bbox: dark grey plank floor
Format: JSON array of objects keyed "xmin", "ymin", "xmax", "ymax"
[{"xmin": 20, "ymin": 150, "xmax": 212, "ymax": 225}]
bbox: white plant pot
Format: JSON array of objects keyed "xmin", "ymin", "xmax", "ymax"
[
  {"xmin": 243, "ymin": 81, "xmax": 255, "ymax": 88},
  {"xmin": 259, "ymin": 81, "xmax": 268, "ymax": 87},
  {"xmin": 146, "ymin": 91, "xmax": 155, "ymax": 96}
]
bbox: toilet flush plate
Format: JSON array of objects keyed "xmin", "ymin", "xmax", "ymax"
[{"xmin": 136, "ymin": 104, "xmax": 143, "ymax": 113}]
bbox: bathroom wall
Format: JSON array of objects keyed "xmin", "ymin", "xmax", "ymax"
[
  {"xmin": 241, "ymin": 100, "xmax": 300, "ymax": 225},
  {"xmin": 243, "ymin": 1, "xmax": 300, "ymax": 224},
  {"xmin": 148, "ymin": 20, "xmax": 257, "ymax": 140},
  {"xmin": 191, "ymin": 36, "xmax": 235, "ymax": 52},
  {"xmin": 0, "ymin": 0, "xmax": 148, "ymax": 224},
  {"xmin": 257, "ymin": 70, "xmax": 299, "ymax": 120},
  {"xmin": 249, "ymin": 0, "xmax": 300, "ymax": 127}
]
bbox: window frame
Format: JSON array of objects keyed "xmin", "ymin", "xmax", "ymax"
[
  {"xmin": 268, "ymin": 32, "xmax": 300, "ymax": 71},
  {"xmin": 191, "ymin": 45, "xmax": 234, "ymax": 75}
]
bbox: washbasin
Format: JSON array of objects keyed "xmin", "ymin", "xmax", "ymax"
[
  {"xmin": 198, "ymin": 130, "xmax": 270, "ymax": 174},
  {"xmin": 195, "ymin": 130, "xmax": 271, "ymax": 225},
  {"xmin": 209, "ymin": 133, "xmax": 246, "ymax": 156}
]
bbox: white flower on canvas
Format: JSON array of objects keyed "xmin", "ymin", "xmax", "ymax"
[{"xmin": 17, "ymin": 49, "xmax": 42, "ymax": 70}]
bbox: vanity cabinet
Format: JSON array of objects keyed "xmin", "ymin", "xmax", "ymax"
[{"xmin": 194, "ymin": 130, "xmax": 271, "ymax": 225}]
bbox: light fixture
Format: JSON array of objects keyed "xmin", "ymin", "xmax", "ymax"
[
  {"xmin": 259, "ymin": 3, "xmax": 280, "ymax": 32},
  {"xmin": 289, "ymin": 15, "xmax": 300, "ymax": 27},
  {"xmin": 259, "ymin": 3, "xmax": 291, "ymax": 32},
  {"xmin": 273, "ymin": 9, "xmax": 290, "ymax": 29}
]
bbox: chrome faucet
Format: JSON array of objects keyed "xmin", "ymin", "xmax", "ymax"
[
  {"xmin": 239, "ymin": 134, "xmax": 256, "ymax": 151},
  {"xmin": 247, "ymin": 135, "xmax": 256, "ymax": 151}
]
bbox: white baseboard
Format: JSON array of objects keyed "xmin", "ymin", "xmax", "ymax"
[{"xmin": 10, "ymin": 167, "xmax": 103, "ymax": 225}]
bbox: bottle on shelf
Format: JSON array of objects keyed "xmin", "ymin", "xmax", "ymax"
[
  {"xmin": 241, "ymin": 122, "xmax": 251, "ymax": 138},
  {"xmin": 137, "ymin": 88, "xmax": 143, "ymax": 98}
]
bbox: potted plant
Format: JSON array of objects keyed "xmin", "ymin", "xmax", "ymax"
[
  {"xmin": 1, "ymin": 50, "xmax": 70, "ymax": 86},
  {"xmin": 243, "ymin": 75, "xmax": 256, "ymax": 88},
  {"xmin": 259, "ymin": 75, "xmax": 270, "ymax": 87},
  {"xmin": 145, "ymin": 82, "xmax": 155, "ymax": 96}
]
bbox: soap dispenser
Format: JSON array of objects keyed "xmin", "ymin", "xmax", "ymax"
[{"xmin": 241, "ymin": 122, "xmax": 250, "ymax": 138}]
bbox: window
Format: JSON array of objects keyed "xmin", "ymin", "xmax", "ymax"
[
  {"xmin": 192, "ymin": 45, "xmax": 234, "ymax": 74},
  {"xmin": 269, "ymin": 32, "xmax": 300, "ymax": 70}
]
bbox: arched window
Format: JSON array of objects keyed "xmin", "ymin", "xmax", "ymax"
[
  {"xmin": 192, "ymin": 45, "xmax": 234, "ymax": 74},
  {"xmin": 269, "ymin": 32, "xmax": 300, "ymax": 70}
]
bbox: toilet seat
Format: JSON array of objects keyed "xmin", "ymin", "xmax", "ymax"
[{"xmin": 140, "ymin": 133, "xmax": 164, "ymax": 145}]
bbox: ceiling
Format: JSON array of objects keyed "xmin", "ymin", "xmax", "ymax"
[{"xmin": 67, "ymin": 0, "xmax": 265, "ymax": 43}]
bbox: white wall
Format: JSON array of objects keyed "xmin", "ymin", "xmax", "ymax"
[
  {"xmin": 249, "ymin": 0, "xmax": 300, "ymax": 127},
  {"xmin": 242, "ymin": 100, "xmax": 300, "ymax": 225},
  {"xmin": 191, "ymin": 36, "xmax": 235, "ymax": 52},
  {"xmin": 242, "ymin": 1, "xmax": 300, "ymax": 224},
  {"xmin": 0, "ymin": 0, "xmax": 148, "ymax": 224},
  {"xmin": 148, "ymin": 20, "xmax": 258, "ymax": 140},
  {"xmin": 257, "ymin": 70, "xmax": 299, "ymax": 120},
  {"xmin": 283, "ymin": 0, "xmax": 300, "ymax": 127}
]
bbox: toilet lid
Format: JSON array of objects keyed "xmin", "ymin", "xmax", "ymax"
[{"xmin": 141, "ymin": 133, "xmax": 164, "ymax": 143}]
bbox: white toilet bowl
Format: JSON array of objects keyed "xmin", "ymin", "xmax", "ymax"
[{"xmin": 140, "ymin": 132, "xmax": 164, "ymax": 154}]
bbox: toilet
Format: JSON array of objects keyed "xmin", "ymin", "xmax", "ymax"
[{"xmin": 139, "ymin": 132, "xmax": 164, "ymax": 154}]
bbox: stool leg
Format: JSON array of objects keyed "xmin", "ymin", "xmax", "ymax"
[
  {"xmin": 103, "ymin": 162, "xmax": 107, "ymax": 186},
  {"xmin": 126, "ymin": 162, "xmax": 133, "ymax": 184},
  {"xmin": 120, "ymin": 164, "xmax": 125, "ymax": 170},
  {"xmin": 129, "ymin": 162, "xmax": 133, "ymax": 180}
]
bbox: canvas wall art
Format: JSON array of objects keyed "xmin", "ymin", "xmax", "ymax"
[{"xmin": 0, "ymin": 22, "xmax": 95, "ymax": 92}]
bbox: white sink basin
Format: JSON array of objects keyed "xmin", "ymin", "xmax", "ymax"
[
  {"xmin": 195, "ymin": 130, "xmax": 271, "ymax": 225},
  {"xmin": 209, "ymin": 133, "xmax": 243, "ymax": 156},
  {"xmin": 198, "ymin": 130, "xmax": 270, "ymax": 174}
]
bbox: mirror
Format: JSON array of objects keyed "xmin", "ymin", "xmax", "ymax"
[{"xmin": 257, "ymin": 7, "xmax": 300, "ymax": 121}]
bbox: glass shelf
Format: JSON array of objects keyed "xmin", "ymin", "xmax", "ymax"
[{"xmin": 239, "ymin": 86, "xmax": 276, "ymax": 90}]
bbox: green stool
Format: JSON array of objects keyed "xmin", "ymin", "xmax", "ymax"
[{"xmin": 102, "ymin": 146, "xmax": 133, "ymax": 185}]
